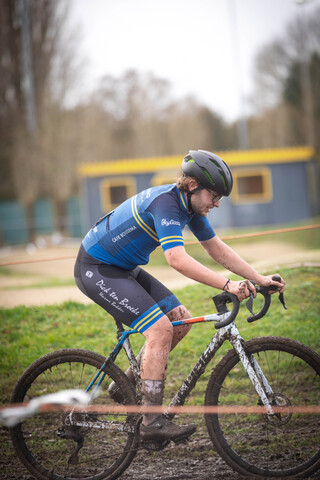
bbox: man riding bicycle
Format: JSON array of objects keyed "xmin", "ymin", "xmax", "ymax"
[{"xmin": 74, "ymin": 149, "xmax": 285, "ymax": 443}]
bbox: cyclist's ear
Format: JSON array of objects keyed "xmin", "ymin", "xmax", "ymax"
[{"xmin": 188, "ymin": 178, "xmax": 199, "ymax": 191}]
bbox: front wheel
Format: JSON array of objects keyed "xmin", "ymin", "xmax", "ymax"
[
  {"xmin": 10, "ymin": 349, "xmax": 139, "ymax": 480},
  {"xmin": 205, "ymin": 337, "xmax": 320, "ymax": 478}
]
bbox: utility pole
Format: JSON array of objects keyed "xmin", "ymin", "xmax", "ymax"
[
  {"xmin": 16, "ymin": 0, "xmax": 38, "ymax": 134},
  {"xmin": 295, "ymin": 0, "xmax": 315, "ymax": 147},
  {"xmin": 228, "ymin": 0, "xmax": 250, "ymax": 150}
]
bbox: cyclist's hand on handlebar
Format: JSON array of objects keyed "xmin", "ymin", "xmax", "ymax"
[
  {"xmin": 225, "ymin": 279, "xmax": 256, "ymax": 302},
  {"xmin": 257, "ymin": 274, "xmax": 285, "ymax": 294}
]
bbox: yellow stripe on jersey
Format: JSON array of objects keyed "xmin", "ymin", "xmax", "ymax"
[
  {"xmin": 136, "ymin": 309, "xmax": 164, "ymax": 332},
  {"xmin": 131, "ymin": 196, "xmax": 159, "ymax": 242},
  {"xmin": 178, "ymin": 190, "xmax": 188, "ymax": 211},
  {"xmin": 159, "ymin": 236, "xmax": 184, "ymax": 247},
  {"xmin": 133, "ymin": 306, "xmax": 163, "ymax": 331}
]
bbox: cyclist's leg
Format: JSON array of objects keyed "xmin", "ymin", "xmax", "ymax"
[
  {"xmin": 135, "ymin": 268, "xmax": 192, "ymax": 352},
  {"xmin": 138, "ymin": 314, "xmax": 196, "ymax": 441},
  {"xmin": 116, "ymin": 271, "xmax": 192, "ymax": 397},
  {"xmin": 127, "ymin": 305, "xmax": 192, "ymax": 380},
  {"xmin": 133, "ymin": 269, "xmax": 196, "ymax": 436},
  {"xmin": 139, "ymin": 315, "xmax": 173, "ymax": 380},
  {"xmin": 167, "ymin": 305, "xmax": 192, "ymax": 348}
]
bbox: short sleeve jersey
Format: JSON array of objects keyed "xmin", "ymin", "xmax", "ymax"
[{"xmin": 82, "ymin": 184, "xmax": 215, "ymax": 270}]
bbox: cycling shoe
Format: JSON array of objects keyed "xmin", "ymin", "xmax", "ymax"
[{"xmin": 139, "ymin": 415, "xmax": 196, "ymax": 443}]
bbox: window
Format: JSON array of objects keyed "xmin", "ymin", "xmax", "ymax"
[
  {"xmin": 100, "ymin": 177, "xmax": 136, "ymax": 211},
  {"xmin": 231, "ymin": 168, "xmax": 273, "ymax": 204}
]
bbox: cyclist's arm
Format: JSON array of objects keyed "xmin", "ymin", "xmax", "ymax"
[
  {"xmin": 200, "ymin": 236, "xmax": 285, "ymax": 292},
  {"xmin": 164, "ymin": 245, "xmax": 232, "ymax": 290},
  {"xmin": 164, "ymin": 244, "xmax": 262, "ymax": 301}
]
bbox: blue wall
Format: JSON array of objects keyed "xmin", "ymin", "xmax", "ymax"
[
  {"xmin": 229, "ymin": 163, "xmax": 312, "ymax": 228},
  {"xmin": 0, "ymin": 197, "xmax": 83, "ymax": 245}
]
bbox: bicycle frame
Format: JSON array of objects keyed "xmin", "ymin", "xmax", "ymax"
[{"xmin": 86, "ymin": 311, "xmax": 276, "ymax": 415}]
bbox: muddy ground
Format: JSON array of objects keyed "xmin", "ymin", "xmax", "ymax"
[
  {"xmin": 1, "ymin": 418, "xmax": 319, "ymax": 480},
  {"xmin": 0, "ymin": 420, "xmax": 244, "ymax": 480}
]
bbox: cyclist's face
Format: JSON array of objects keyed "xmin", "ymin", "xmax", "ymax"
[{"xmin": 190, "ymin": 185, "xmax": 221, "ymax": 217}]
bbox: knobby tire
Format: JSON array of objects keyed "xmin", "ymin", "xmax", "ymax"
[
  {"xmin": 10, "ymin": 349, "xmax": 139, "ymax": 480},
  {"xmin": 205, "ymin": 336, "xmax": 320, "ymax": 478}
]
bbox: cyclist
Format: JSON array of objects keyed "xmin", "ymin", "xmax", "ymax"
[{"xmin": 74, "ymin": 149, "xmax": 285, "ymax": 443}]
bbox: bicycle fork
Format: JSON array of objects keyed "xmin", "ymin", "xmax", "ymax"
[{"xmin": 228, "ymin": 324, "xmax": 276, "ymax": 415}]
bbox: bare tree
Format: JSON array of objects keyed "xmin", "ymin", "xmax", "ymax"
[
  {"xmin": 251, "ymin": 6, "xmax": 320, "ymax": 149},
  {"xmin": 0, "ymin": 0, "xmax": 83, "ymax": 239},
  {"xmin": 87, "ymin": 70, "xmax": 233, "ymax": 160}
]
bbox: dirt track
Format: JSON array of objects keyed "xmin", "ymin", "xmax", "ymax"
[{"xmin": 0, "ymin": 240, "xmax": 319, "ymax": 308}]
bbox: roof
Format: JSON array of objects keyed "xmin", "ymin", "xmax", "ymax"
[{"xmin": 79, "ymin": 146, "xmax": 315, "ymax": 178}]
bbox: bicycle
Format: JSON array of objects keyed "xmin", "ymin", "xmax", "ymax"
[{"xmin": 10, "ymin": 277, "xmax": 320, "ymax": 480}]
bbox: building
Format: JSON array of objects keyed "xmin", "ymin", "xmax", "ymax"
[{"xmin": 79, "ymin": 146, "xmax": 319, "ymax": 231}]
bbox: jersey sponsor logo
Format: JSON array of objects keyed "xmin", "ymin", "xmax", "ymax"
[
  {"xmin": 112, "ymin": 225, "xmax": 137, "ymax": 243},
  {"xmin": 161, "ymin": 219, "xmax": 181, "ymax": 227},
  {"xmin": 85, "ymin": 270, "xmax": 93, "ymax": 278}
]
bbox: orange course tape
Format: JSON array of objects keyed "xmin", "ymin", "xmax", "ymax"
[
  {"xmin": 0, "ymin": 402, "xmax": 319, "ymax": 415},
  {"xmin": 0, "ymin": 224, "xmax": 319, "ymax": 267}
]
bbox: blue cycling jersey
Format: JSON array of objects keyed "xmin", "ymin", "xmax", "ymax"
[{"xmin": 82, "ymin": 184, "xmax": 215, "ymax": 270}]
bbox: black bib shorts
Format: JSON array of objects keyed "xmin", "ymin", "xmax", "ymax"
[{"xmin": 74, "ymin": 245, "xmax": 181, "ymax": 334}]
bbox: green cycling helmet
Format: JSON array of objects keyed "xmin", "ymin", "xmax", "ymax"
[{"xmin": 182, "ymin": 149, "xmax": 233, "ymax": 196}]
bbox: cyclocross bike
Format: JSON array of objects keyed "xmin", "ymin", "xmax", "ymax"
[{"xmin": 10, "ymin": 277, "xmax": 320, "ymax": 479}]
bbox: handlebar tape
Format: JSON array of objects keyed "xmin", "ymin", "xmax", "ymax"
[{"xmin": 212, "ymin": 292, "xmax": 240, "ymax": 329}]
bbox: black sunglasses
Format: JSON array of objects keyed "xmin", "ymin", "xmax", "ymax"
[{"xmin": 206, "ymin": 189, "xmax": 223, "ymax": 203}]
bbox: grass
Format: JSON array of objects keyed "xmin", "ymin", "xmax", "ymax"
[{"xmin": 0, "ymin": 266, "xmax": 319, "ymax": 406}]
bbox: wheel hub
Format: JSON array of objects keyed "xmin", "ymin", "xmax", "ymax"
[{"xmin": 263, "ymin": 393, "xmax": 292, "ymax": 426}]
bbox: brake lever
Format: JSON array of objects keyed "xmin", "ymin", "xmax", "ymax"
[
  {"xmin": 246, "ymin": 276, "xmax": 287, "ymax": 322},
  {"xmin": 245, "ymin": 292, "xmax": 254, "ymax": 316},
  {"xmin": 279, "ymin": 292, "xmax": 287, "ymax": 310}
]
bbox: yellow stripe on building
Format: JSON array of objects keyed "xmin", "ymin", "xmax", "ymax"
[{"xmin": 79, "ymin": 147, "xmax": 315, "ymax": 178}]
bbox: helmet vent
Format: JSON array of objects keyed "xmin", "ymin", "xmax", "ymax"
[
  {"xmin": 209, "ymin": 159, "xmax": 227, "ymax": 187},
  {"xmin": 202, "ymin": 168, "xmax": 215, "ymax": 185},
  {"xmin": 209, "ymin": 159, "xmax": 220, "ymax": 168},
  {"xmin": 219, "ymin": 172, "xmax": 227, "ymax": 187}
]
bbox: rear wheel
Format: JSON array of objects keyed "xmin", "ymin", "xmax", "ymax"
[
  {"xmin": 205, "ymin": 337, "xmax": 320, "ymax": 478},
  {"xmin": 10, "ymin": 349, "xmax": 139, "ymax": 480}
]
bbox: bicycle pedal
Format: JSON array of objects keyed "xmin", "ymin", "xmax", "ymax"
[
  {"xmin": 140, "ymin": 439, "xmax": 170, "ymax": 451},
  {"xmin": 173, "ymin": 435, "xmax": 191, "ymax": 445}
]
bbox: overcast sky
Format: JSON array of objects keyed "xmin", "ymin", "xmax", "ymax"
[{"xmin": 69, "ymin": 0, "xmax": 320, "ymax": 122}]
